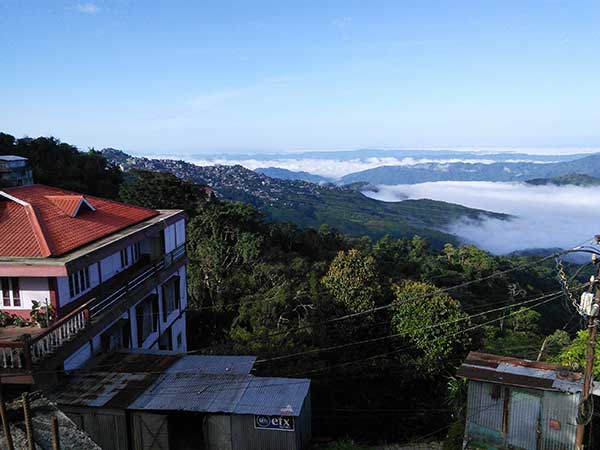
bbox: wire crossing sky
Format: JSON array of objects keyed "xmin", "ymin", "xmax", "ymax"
[{"xmin": 1, "ymin": 1, "xmax": 600, "ymax": 154}]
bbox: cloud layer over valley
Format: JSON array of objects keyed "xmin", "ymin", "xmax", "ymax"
[
  {"xmin": 363, "ymin": 182, "xmax": 598, "ymax": 254},
  {"xmin": 186, "ymin": 156, "xmax": 556, "ymax": 179}
]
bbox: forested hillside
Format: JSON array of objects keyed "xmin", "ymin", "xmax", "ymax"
[
  {"xmin": 102, "ymin": 148, "xmax": 509, "ymax": 247},
  {"xmin": 119, "ymin": 172, "xmax": 590, "ymax": 444},
  {"xmin": 2, "ymin": 132, "xmax": 594, "ymax": 445}
]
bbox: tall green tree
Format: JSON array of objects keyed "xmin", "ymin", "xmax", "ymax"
[
  {"xmin": 391, "ymin": 280, "xmax": 471, "ymax": 375},
  {"xmin": 187, "ymin": 202, "xmax": 264, "ymax": 309},
  {"xmin": 322, "ymin": 249, "xmax": 382, "ymax": 314}
]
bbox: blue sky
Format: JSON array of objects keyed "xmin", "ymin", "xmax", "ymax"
[{"xmin": 1, "ymin": 0, "xmax": 600, "ymax": 155}]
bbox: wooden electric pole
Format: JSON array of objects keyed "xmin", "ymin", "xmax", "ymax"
[
  {"xmin": 0, "ymin": 385, "xmax": 14, "ymax": 450},
  {"xmin": 575, "ymin": 252, "xmax": 600, "ymax": 450},
  {"xmin": 22, "ymin": 392, "xmax": 34, "ymax": 450}
]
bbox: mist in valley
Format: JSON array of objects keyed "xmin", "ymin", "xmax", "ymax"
[{"xmin": 363, "ymin": 181, "xmax": 599, "ymax": 255}]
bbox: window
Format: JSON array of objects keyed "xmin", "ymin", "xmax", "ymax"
[
  {"xmin": 161, "ymin": 276, "xmax": 180, "ymax": 321},
  {"xmin": 1, "ymin": 278, "xmax": 20, "ymax": 307},
  {"xmin": 136, "ymin": 295, "xmax": 159, "ymax": 346},
  {"xmin": 132, "ymin": 242, "xmax": 142, "ymax": 263},
  {"xmin": 68, "ymin": 267, "xmax": 90, "ymax": 298},
  {"xmin": 120, "ymin": 248, "xmax": 129, "ymax": 268}
]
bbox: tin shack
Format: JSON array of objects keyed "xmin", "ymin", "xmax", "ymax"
[
  {"xmin": 53, "ymin": 351, "xmax": 311, "ymax": 450},
  {"xmin": 458, "ymin": 351, "xmax": 600, "ymax": 450}
]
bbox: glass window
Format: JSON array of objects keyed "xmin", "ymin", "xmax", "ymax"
[
  {"xmin": 2, "ymin": 278, "xmax": 11, "ymax": 307},
  {"xmin": 120, "ymin": 248, "xmax": 129, "ymax": 268},
  {"xmin": 68, "ymin": 267, "xmax": 91, "ymax": 298},
  {"xmin": 0, "ymin": 278, "xmax": 21, "ymax": 307}
]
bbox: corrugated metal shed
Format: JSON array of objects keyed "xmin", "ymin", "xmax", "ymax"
[
  {"xmin": 56, "ymin": 351, "xmax": 309, "ymax": 417},
  {"xmin": 457, "ymin": 351, "xmax": 600, "ymax": 394},
  {"xmin": 461, "ymin": 353, "xmax": 584, "ymax": 450}
]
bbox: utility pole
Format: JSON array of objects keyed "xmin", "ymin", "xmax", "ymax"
[
  {"xmin": 0, "ymin": 385, "xmax": 14, "ymax": 450},
  {"xmin": 575, "ymin": 243, "xmax": 600, "ymax": 450}
]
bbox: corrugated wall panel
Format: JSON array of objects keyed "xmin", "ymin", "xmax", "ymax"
[
  {"xmin": 62, "ymin": 407, "xmax": 129, "ymax": 450},
  {"xmin": 466, "ymin": 381, "xmax": 505, "ymax": 446},
  {"xmin": 206, "ymin": 415, "xmax": 233, "ymax": 450},
  {"xmin": 231, "ymin": 414, "xmax": 299, "ymax": 450},
  {"xmin": 541, "ymin": 391, "xmax": 578, "ymax": 450},
  {"xmin": 507, "ymin": 389, "xmax": 541, "ymax": 450}
]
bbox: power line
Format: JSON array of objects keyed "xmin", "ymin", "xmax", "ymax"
[{"xmin": 255, "ymin": 288, "xmax": 569, "ymax": 364}]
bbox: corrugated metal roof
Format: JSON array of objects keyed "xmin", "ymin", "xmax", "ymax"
[
  {"xmin": 458, "ymin": 352, "xmax": 600, "ymax": 395},
  {"xmin": 235, "ymin": 377, "xmax": 310, "ymax": 416},
  {"xmin": 54, "ymin": 371, "xmax": 154, "ymax": 408},
  {"xmin": 168, "ymin": 355, "xmax": 256, "ymax": 375},
  {"xmin": 0, "ymin": 155, "xmax": 28, "ymax": 162},
  {"xmin": 129, "ymin": 372, "xmax": 310, "ymax": 416},
  {"xmin": 55, "ymin": 352, "xmax": 309, "ymax": 416},
  {"xmin": 130, "ymin": 373, "xmax": 251, "ymax": 413}
]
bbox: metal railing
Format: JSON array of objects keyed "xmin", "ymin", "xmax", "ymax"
[{"xmin": 0, "ymin": 244, "xmax": 186, "ymax": 370}]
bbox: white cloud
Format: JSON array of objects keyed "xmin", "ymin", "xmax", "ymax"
[
  {"xmin": 181, "ymin": 157, "xmax": 554, "ymax": 179},
  {"xmin": 363, "ymin": 181, "xmax": 599, "ymax": 254},
  {"xmin": 75, "ymin": 3, "xmax": 99, "ymax": 14}
]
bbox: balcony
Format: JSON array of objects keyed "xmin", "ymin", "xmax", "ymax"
[{"xmin": 0, "ymin": 243, "xmax": 186, "ymax": 375}]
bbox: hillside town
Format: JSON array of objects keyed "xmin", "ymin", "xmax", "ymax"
[{"xmin": 2, "ymin": 152, "xmax": 600, "ymax": 450}]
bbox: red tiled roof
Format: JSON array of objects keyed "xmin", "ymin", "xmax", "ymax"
[
  {"xmin": 0, "ymin": 185, "xmax": 159, "ymax": 257},
  {"xmin": 46, "ymin": 195, "xmax": 92, "ymax": 217}
]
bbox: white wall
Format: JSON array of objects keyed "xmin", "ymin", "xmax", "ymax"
[
  {"xmin": 15, "ymin": 277, "xmax": 50, "ymax": 311},
  {"xmin": 175, "ymin": 219, "xmax": 186, "ymax": 247},
  {"xmin": 164, "ymin": 223, "xmax": 177, "ymax": 253},
  {"xmin": 100, "ymin": 251, "xmax": 123, "ymax": 281},
  {"xmin": 63, "ymin": 342, "xmax": 92, "ymax": 371},
  {"xmin": 170, "ymin": 313, "xmax": 187, "ymax": 352}
]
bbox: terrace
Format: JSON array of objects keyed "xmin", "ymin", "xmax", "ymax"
[{"xmin": 0, "ymin": 243, "xmax": 186, "ymax": 377}]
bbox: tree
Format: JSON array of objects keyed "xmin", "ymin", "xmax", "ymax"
[
  {"xmin": 119, "ymin": 170, "xmax": 207, "ymax": 212},
  {"xmin": 0, "ymin": 133, "xmax": 123, "ymax": 198},
  {"xmin": 391, "ymin": 280, "xmax": 471, "ymax": 375},
  {"xmin": 554, "ymin": 330, "xmax": 600, "ymax": 377},
  {"xmin": 187, "ymin": 202, "xmax": 264, "ymax": 309},
  {"xmin": 322, "ymin": 249, "xmax": 381, "ymax": 314}
]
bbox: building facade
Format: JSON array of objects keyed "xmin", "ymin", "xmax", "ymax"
[
  {"xmin": 0, "ymin": 155, "xmax": 33, "ymax": 187},
  {"xmin": 0, "ymin": 184, "xmax": 187, "ymax": 384}
]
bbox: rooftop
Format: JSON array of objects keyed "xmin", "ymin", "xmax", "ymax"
[
  {"xmin": 0, "ymin": 155, "xmax": 28, "ymax": 162},
  {"xmin": 0, "ymin": 184, "xmax": 159, "ymax": 258},
  {"xmin": 457, "ymin": 352, "xmax": 600, "ymax": 395},
  {"xmin": 54, "ymin": 351, "xmax": 310, "ymax": 417}
]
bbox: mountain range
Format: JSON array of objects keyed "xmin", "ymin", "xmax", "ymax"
[
  {"xmin": 102, "ymin": 148, "xmax": 508, "ymax": 247},
  {"xmin": 338, "ymin": 153, "xmax": 600, "ymax": 185}
]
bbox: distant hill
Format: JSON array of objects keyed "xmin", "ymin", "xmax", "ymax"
[
  {"xmin": 525, "ymin": 173, "xmax": 600, "ymax": 187},
  {"xmin": 103, "ymin": 148, "xmax": 510, "ymax": 247},
  {"xmin": 191, "ymin": 148, "xmax": 587, "ymax": 164},
  {"xmin": 255, "ymin": 167, "xmax": 332, "ymax": 184},
  {"xmin": 339, "ymin": 153, "xmax": 600, "ymax": 185}
]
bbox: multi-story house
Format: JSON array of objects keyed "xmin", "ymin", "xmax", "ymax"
[
  {"xmin": 0, "ymin": 155, "xmax": 33, "ymax": 187},
  {"xmin": 0, "ymin": 183, "xmax": 187, "ymax": 385}
]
